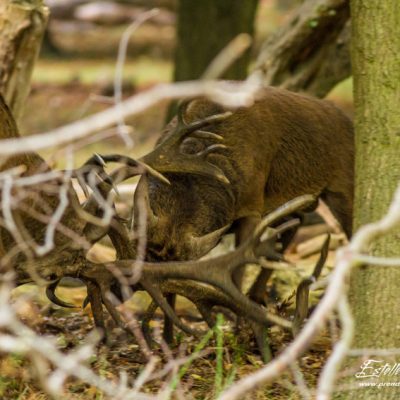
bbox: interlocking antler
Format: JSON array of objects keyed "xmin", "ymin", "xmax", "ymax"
[
  {"xmin": 64, "ymin": 195, "xmax": 317, "ymax": 344},
  {"xmin": 40, "ymin": 149, "xmax": 327, "ymax": 359},
  {"xmin": 45, "ymin": 153, "xmax": 169, "ymax": 307}
]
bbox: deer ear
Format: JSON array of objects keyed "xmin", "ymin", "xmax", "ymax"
[{"xmin": 188, "ymin": 224, "xmax": 231, "ymax": 258}]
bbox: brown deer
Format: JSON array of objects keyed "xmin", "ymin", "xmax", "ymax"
[
  {"xmin": 0, "ymin": 87, "xmax": 349, "ymax": 359},
  {"xmin": 135, "ymin": 85, "xmax": 353, "ymax": 289}
]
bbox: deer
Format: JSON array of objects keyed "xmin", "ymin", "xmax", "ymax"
[
  {"xmin": 0, "ymin": 85, "xmax": 351, "ymax": 360},
  {"xmin": 116, "ymin": 85, "xmax": 354, "ymax": 349},
  {"xmin": 133, "ymin": 85, "xmax": 353, "ymax": 307}
]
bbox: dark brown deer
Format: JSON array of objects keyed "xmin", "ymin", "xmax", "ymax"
[
  {"xmin": 135, "ymin": 85, "xmax": 353, "ymax": 287},
  {"xmin": 0, "ymin": 88, "xmax": 348, "ymax": 359}
]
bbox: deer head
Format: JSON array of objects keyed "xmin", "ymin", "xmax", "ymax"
[{"xmin": 133, "ymin": 173, "xmax": 233, "ymax": 261}]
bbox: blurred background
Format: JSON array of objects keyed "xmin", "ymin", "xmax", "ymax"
[{"xmin": 20, "ymin": 0, "xmax": 353, "ymax": 166}]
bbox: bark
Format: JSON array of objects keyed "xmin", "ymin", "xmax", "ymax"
[
  {"xmin": 173, "ymin": 0, "xmax": 259, "ymax": 82},
  {"xmin": 0, "ymin": 0, "xmax": 48, "ymax": 121},
  {"xmin": 337, "ymin": 1, "xmax": 400, "ymax": 399},
  {"xmin": 166, "ymin": 0, "xmax": 258, "ymax": 120},
  {"xmin": 254, "ymin": 0, "xmax": 351, "ymax": 98}
]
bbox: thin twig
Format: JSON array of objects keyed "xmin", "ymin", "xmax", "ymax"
[{"xmin": 0, "ymin": 79, "xmax": 262, "ymax": 156}]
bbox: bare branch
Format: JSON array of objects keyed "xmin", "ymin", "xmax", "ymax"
[
  {"xmin": 253, "ymin": 0, "xmax": 351, "ymax": 97},
  {"xmin": 219, "ymin": 185, "xmax": 400, "ymax": 400},
  {"xmin": 0, "ymin": 78, "xmax": 262, "ymax": 156},
  {"xmin": 316, "ymin": 296, "xmax": 354, "ymax": 400}
]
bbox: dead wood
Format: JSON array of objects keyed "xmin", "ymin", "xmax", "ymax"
[
  {"xmin": 254, "ymin": 0, "xmax": 351, "ymax": 97},
  {"xmin": 0, "ymin": 0, "xmax": 49, "ymax": 120}
]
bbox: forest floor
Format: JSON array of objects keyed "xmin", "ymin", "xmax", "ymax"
[{"xmin": 3, "ymin": 244, "xmax": 337, "ymax": 400}]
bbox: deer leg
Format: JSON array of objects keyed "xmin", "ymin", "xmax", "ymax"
[
  {"xmin": 233, "ymin": 215, "xmax": 274, "ymax": 361},
  {"xmin": 248, "ymin": 215, "xmax": 300, "ymax": 304},
  {"xmin": 248, "ymin": 269, "xmax": 273, "ymax": 305},
  {"xmin": 321, "ymin": 190, "xmax": 353, "ymax": 238},
  {"xmin": 163, "ymin": 293, "xmax": 176, "ymax": 345},
  {"xmin": 86, "ymin": 281, "xmax": 107, "ymax": 341},
  {"xmin": 142, "ymin": 301, "xmax": 158, "ymax": 346},
  {"xmin": 249, "ymin": 320, "xmax": 272, "ymax": 363},
  {"xmin": 321, "ymin": 185, "xmax": 353, "ymax": 238}
]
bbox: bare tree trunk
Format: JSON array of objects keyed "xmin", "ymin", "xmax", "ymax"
[
  {"xmin": 337, "ymin": 1, "xmax": 400, "ymax": 398},
  {"xmin": 174, "ymin": 0, "xmax": 259, "ymax": 82},
  {"xmin": 0, "ymin": 0, "xmax": 48, "ymax": 121},
  {"xmin": 254, "ymin": 0, "xmax": 351, "ymax": 98},
  {"xmin": 166, "ymin": 0, "xmax": 259, "ymax": 120}
]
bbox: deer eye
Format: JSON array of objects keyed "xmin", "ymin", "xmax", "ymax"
[{"xmin": 180, "ymin": 137, "xmax": 206, "ymax": 155}]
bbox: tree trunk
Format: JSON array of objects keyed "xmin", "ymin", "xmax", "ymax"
[
  {"xmin": 338, "ymin": 1, "xmax": 400, "ymax": 398},
  {"xmin": 167, "ymin": 0, "xmax": 259, "ymax": 120},
  {"xmin": 174, "ymin": 0, "xmax": 258, "ymax": 81},
  {"xmin": 0, "ymin": 0, "xmax": 48, "ymax": 121}
]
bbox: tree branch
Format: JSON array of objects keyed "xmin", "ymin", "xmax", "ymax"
[
  {"xmin": 253, "ymin": 0, "xmax": 351, "ymax": 97},
  {"xmin": 0, "ymin": 0, "xmax": 49, "ymax": 120}
]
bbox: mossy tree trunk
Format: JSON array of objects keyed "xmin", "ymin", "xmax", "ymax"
[
  {"xmin": 0, "ymin": 0, "xmax": 48, "ymax": 121},
  {"xmin": 340, "ymin": 1, "xmax": 400, "ymax": 398}
]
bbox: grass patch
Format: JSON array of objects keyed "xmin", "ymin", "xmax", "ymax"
[{"xmin": 32, "ymin": 57, "xmax": 172, "ymax": 86}]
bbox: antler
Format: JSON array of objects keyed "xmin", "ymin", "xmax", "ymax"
[
  {"xmin": 140, "ymin": 100, "xmax": 232, "ymax": 185},
  {"xmin": 71, "ymin": 153, "xmax": 170, "ymax": 196},
  {"xmin": 45, "ymin": 153, "xmax": 169, "ymax": 308},
  {"xmin": 66, "ymin": 195, "xmax": 317, "ymax": 343}
]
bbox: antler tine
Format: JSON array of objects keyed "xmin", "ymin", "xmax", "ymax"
[
  {"xmin": 196, "ymin": 144, "xmax": 228, "ymax": 158},
  {"xmin": 70, "ymin": 153, "xmax": 170, "ymax": 204},
  {"xmin": 141, "ymin": 150, "xmax": 230, "ymax": 185},
  {"xmin": 185, "ymin": 111, "xmax": 232, "ymax": 133},
  {"xmin": 176, "ymin": 99, "xmax": 192, "ymax": 126},
  {"xmin": 140, "ymin": 106, "xmax": 232, "ymax": 185},
  {"xmin": 96, "ymin": 154, "xmax": 170, "ymax": 185},
  {"xmin": 83, "ymin": 276, "xmax": 138, "ymax": 338},
  {"xmin": 160, "ymin": 279, "xmax": 277, "ymax": 328},
  {"xmin": 190, "ymin": 130, "xmax": 224, "ymax": 141},
  {"xmin": 175, "ymin": 99, "xmax": 232, "ymax": 132},
  {"xmin": 46, "ymin": 279, "xmax": 76, "ymax": 308},
  {"xmin": 140, "ymin": 278, "xmax": 204, "ymax": 337},
  {"xmin": 72, "ymin": 154, "xmax": 171, "ymax": 247},
  {"xmin": 253, "ymin": 194, "xmax": 317, "ymax": 245}
]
